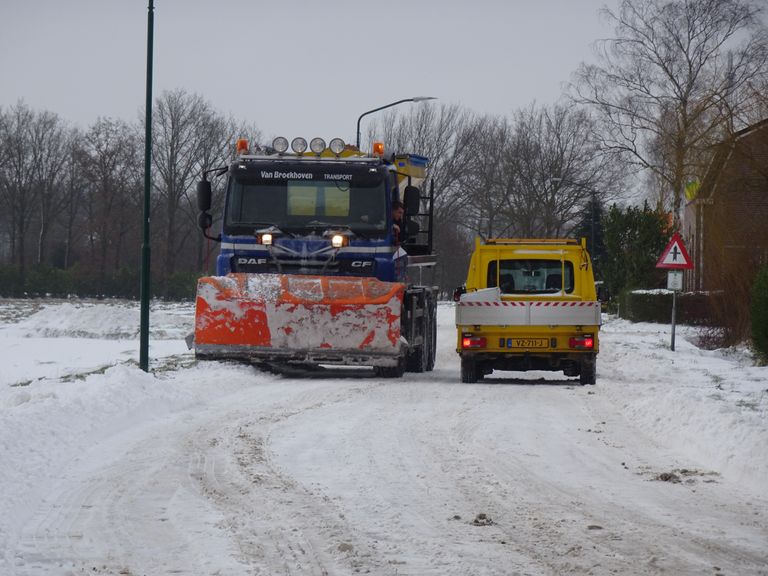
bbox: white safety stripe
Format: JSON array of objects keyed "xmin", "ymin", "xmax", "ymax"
[{"xmin": 456, "ymin": 300, "xmax": 602, "ymax": 326}]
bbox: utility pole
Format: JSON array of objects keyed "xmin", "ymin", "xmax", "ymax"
[{"xmin": 139, "ymin": 0, "xmax": 154, "ymax": 372}]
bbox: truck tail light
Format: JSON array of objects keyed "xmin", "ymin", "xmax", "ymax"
[
  {"xmin": 462, "ymin": 335, "xmax": 487, "ymax": 349},
  {"xmin": 569, "ymin": 335, "xmax": 594, "ymax": 350}
]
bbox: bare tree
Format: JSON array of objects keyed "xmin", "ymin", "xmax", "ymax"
[
  {"xmin": 500, "ymin": 104, "xmax": 623, "ymax": 237},
  {"xmin": 0, "ymin": 102, "xmax": 38, "ymax": 278},
  {"xmin": 150, "ymin": 89, "xmax": 241, "ymax": 279},
  {"xmin": 30, "ymin": 111, "xmax": 69, "ymax": 265},
  {"xmin": 572, "ymin": 0, "xmax": 768, "ymax": 227},
  {"xmin": 80, "ymin": 118, "xmax": 141, "ymax": 290},
  {"xmin": 191, "ymin": 116, "xmax": 257, "ymax": 272},
  {"xmin": 744, "ymin": 76, "xmax": 768, "ymax": 123},
  {"xmin": 454, "ymin": 115, "xmax": 510, "ymax": 237},
  {"xmin": 369, "ymin": 103, "xmax": 483, "ymax": 290},
  {"xmin": 370, "ymin": 103, "xmax": 480, "ymax": 223},
  {"xmin": 367, "ymin": 102, "xmax": 620, "ymax": 290},
  {"xmin": 59, "ymin": 129, "xmax": 86, "ymax": 269}
]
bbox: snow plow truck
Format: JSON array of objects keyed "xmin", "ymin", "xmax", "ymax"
[{"xmin": 190, "ymin": 136, "xmax": 438, "ymax": 377}]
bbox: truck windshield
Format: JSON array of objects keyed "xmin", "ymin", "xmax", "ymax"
[
  {"xmin": 488, "ymin": 259, "xmax": 575, "ymax": 294},
  {"xmin": 225, "ymin": 166, "xmax": 387, "ymax": 236}
]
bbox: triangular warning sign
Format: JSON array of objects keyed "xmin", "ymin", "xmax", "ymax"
[{"xmin": 656, "ymin": 232, "xmax": 693, "ymax": 269}]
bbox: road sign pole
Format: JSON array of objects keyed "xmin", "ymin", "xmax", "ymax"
[{"xmin": 671, "ymin": 289, "xmax": 677, "ymax": 352}]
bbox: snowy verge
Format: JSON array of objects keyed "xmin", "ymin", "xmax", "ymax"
[{"xmin": 599, "ymin": 317, "xmax": 767, "ymax": 493}]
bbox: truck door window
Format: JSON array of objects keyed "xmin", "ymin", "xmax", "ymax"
[
  {"xmin": 488, "ymin": 259, "xmax": 575, "ymax": 294},
  {"xmin": 236, "ymin": 182, "xmax": 285, "ymax": 223}
]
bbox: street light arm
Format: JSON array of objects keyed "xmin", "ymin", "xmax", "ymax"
[
  {"xmin": 356, "ymin": 99, "xmax": 412, "ymax": 150},
  {"xmin": 355, "ymin": 97, "xmax": 437, "ymax": 149}
]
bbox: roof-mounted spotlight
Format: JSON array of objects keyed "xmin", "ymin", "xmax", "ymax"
[
  {"xmin": 329, "ymin": 138, "xmax": 345, "ymax": 155},
  {"xmin": 272, "ymin": 136, "xmax": 289, "ymax": 154},
  {"xmin": 309, "ymin": 137, "xmax": 326, "ymax": 154},
  {"xmin": 291, "ymin": 137, "xmax": 308, "ymax": 154}
]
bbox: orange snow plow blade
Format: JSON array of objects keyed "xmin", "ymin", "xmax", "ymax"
[{"xmin": 193, "ymin": 273, "xmax": 405, "ymax": 367}]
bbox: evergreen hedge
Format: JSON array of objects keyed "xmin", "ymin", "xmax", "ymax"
[
  {"xmin": 0, "ymin": 264, "xmax": 197, "ymax": 300},
  {"xmin": 619, "ymin": 290, "xmax": 719, "ymax": 325}
]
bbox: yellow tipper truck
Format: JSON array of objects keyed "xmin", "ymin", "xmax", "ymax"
[{"xmin": 455, "ymin": 238, "xmax": 601, "ymax": 384}]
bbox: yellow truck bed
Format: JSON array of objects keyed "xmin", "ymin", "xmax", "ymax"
[{"xmin": 455, "ymin": 238, "xmax": 600, "ymax": 384}]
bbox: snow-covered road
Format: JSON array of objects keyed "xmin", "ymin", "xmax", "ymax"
[{"xmin": 1, "ymin": 300, "xmax": 766, "ymax": 575}]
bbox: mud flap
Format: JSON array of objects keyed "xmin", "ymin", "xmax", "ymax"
[{"xmin": 193, "ymin": 274, "xmax": 405, "ymax": 366}]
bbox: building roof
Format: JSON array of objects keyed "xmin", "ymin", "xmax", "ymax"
[{"xmin": 692, "ymin": 118, "xmax": 768, "ymax": 204}]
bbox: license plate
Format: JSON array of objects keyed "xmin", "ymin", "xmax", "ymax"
[{"xmin": 507, "ymin": 338, "xmax": 549, "ymax": 348}]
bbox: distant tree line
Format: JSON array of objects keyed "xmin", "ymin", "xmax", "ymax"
[
  {"xmin": 1, "ymin": 0, "xmax": 767, "ymax": 303},
  {"xmin": 0, "ymin": 90, "xmax": 259, "ymax": 298}
]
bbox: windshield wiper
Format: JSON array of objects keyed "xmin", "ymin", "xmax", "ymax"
[
  {"xmin": 253, "ymin": 224, "xmax": 295, "ymax": 238},
  {"xmin": 305, "ymin": 221, "xmax": 369, "ymax": 240}
]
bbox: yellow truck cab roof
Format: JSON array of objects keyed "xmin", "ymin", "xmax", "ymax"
[{"xmin": 465, "ymin": 237, "xmax": 597, "ymax": 301}]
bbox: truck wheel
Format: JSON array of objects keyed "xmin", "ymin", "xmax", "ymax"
[
  {"xmin": 579, "ymin": 357, "xmax": 597, "ymax": 385},
  {"xmin": 375, "ymin": 356, "xmax": 406, "ymax": 378},
  {"xmin": 407, "ymin": 300, "xmax": 433, "ymax": 373},
  {"xmin": 406, "ymin": 341, "xmax": 428, "ymax": 372},
  {"xmin": 426, "ymin": 302, "xmax": 437, "ymax": 371},
  {"xmin": 460, "ymin": 357, "xmax": 478, "ymax": 383}
]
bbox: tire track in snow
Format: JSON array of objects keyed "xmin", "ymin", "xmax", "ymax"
[
  {"xmin": 267, "ymin": 379, "xmax": 768, "ymax": 575},
  {"xmin": 193, "ymin": 379, "xmax": 399, "ymax": 575},
  {"xmin": 9, "ymin": 375, "xmax": 387, "ymax": 575}
]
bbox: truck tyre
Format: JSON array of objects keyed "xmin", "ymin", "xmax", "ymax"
[
  {"xmin": 579, "ymin": 356, "xmax": 597, "ymax": 385},
  {"xmin": 406, "ymin": 335, "xmax": 428, "ymax": 373},
  {"xmin": 407, "ymin": 295, "xmax": 436, "ymax": 373},
  {"xmin": 407, "ymin": 344, "xmax": 428, "ymax": 372},
  {"xmin": 460, "ymin": 357, "xmax": 478, "ymax": 383},
  {"xmin": 426, "ymin": 301, "xmax": 437, "ymax": 371},
  {"xmin": 405, "ymin": 290, "xmax": 426, "ymax": 373},
  {"xmin": 406, "ymin": 309, "xmax": 429, "ymax": 372},
  {"xmin": 375, "ymin": 356, "xmax": 406, "ymax": 378}
]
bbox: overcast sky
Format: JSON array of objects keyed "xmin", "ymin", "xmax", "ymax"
[{"xmin": 1, "ymin": 0, "xmax": 616, "ymax": 145}]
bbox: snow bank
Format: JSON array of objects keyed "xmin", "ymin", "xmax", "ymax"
[{"xmin": 599, "ymin": 317, "xmax": 768, "ymax": 492}]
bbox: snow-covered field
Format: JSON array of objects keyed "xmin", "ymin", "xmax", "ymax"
[{"xmin": 1, "ymin": 299, "xmax": 766, "ymax": 575}]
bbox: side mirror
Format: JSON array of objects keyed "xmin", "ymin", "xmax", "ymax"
[
  {"xmin": 197, "ymin": 180, "xmax": 212, "ymax": 212},
  {"xmin": 452, "ymin": 285, "xmax": 466, "ymax": 302},
  {"xmin": 198, "ymin": 211, "xmax": 213, "ymax": 230},
  {"xmin": 403, "ymin": 185, "xmax": 420, "ymax": 214}
]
